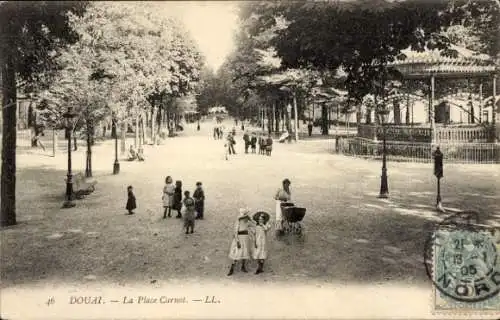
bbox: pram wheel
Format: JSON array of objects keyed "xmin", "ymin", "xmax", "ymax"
[
  {"xmin": 292, "ymin": 222, "xmax": 302, "ymax": 234},
  {"xmin": 283, "ymin": 221, "xmax": 292, "ymax": 233}
]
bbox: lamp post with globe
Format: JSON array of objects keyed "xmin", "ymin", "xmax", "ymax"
[
  {"xmin": 112, "ymin": 111, "xmax": 120, "ymax": 175},
  {"xmin": 62, "ymin": 106, "xmax": 77, "ymax": 208},
  {"xmin": 377, "ymin": 103, "xmax": 390, "ymax": 198}
]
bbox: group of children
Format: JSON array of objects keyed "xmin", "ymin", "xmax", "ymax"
[
  {"xmin": 125, "ymin": 177, "xmax": 205, "ymax": 234},
  {"xmin": 125, "ymin": 186, "xmax": 273, "ymax": 275},
  {"xmin": 242, "ymin": 132, "xmax": 273, "ymax": 156}
]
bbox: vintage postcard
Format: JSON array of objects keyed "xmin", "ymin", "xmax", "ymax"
[{"xmin": 1, "ymin": 1, "xmax": 499, "ymax": 319}]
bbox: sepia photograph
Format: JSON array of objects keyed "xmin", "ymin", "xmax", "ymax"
[{"xmin": 0, "ymin": 0, "xmax": 499, "ymax": 319}]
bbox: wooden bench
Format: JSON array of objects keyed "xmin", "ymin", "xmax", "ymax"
[{"xmin": 65, "ymin": 172, "xmax": 97, "ymax": 199}]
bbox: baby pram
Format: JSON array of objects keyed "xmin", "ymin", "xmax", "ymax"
[{"xmin": 280, "ymin": 202, "xmax": 306, "ymax": 235}]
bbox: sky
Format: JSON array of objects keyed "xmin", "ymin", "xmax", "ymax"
[{"xmin": 167, "ymin": 2, "xmax": 239, "ymax": 72}]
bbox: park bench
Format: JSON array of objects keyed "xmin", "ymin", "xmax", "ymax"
[{"xmin": 65, "ymin": 172, "xmax": 97, "ymax": 199}]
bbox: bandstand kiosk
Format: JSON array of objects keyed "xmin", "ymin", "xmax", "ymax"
[{"xmin": 343, "ymin": 45, "xmax": 499, "ymax": 164}]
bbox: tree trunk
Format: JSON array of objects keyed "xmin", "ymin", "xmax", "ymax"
[
  {"xmin": 275, "ymin": 102, "xmax": 280, "ymax": 132},
  {"xmin": 134, "ymin": 112, "xmax": 139, "ymax": 148},
  {"xmin": 120, "ymin": 121, "xmax": 126, "ymax": 154},
  {"xmin": 102, "ymin": 120, "xmax": 107, "ymax": 138},
  {"xmin": 85, "ymin": 119, "xmax": 92, "ymax": 178},
  {"xmin": 356, "ymin": 104, "xmax": 362, "ymax": 127},
  {"xmin": 267, "ymin": 105, "xmax": 272, "ymax": 135},
  {"xmin": 151, "ymin": 107, "xmax": 157, "ymax": 144},
  {"xmin": 282, "ymin": 107, "xmax": 286, "ymax": 132},
  {"xmin": 73, "ymin": 135, "xmax": 77, "ymax": 151},
  {"xmin": 141, "ymin": 113, "xmax": 146, "ymax": 146},
  {"xmin": 321, "ymin": 104, "xmax": 329, "ymax": 135},
  {"xmin": 284, "ymin": 103, "xmax": 292, "ymax": 140},
  {"xmin": 52, "ymin": 128, "xmax": 57, "ymax": 157},
  {"xmin": 272, "ymin": 101, "xmax": 276, "ymax": 133},
  {"xmin": 293, "ymin": 94, "xmax": 299, "ymax": 141},
  {"xmin": 157, "ymin": 109, "xmax": 163, "ymax": 134},
  {"xmin": 1, "ymin": 45, "xmax": 17, "ymax": 226},
  {"xmin": 29, "ymin": 100, "xmax": 37, "ymax": 147},
  {"xmin": 328, "ymin": 105, "xmax": 331, "ymax": 128}
]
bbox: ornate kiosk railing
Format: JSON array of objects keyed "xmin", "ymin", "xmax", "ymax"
[{"xmin": 340, "ymin": 124, "xmax": 499, "ymax": 163}]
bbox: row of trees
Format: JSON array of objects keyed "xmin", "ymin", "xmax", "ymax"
[
  {"xmin": 197, "ymin": 0, "xmax": 499, "ymax": 137},
  {"xmin": 1, "ymin": 2, "xmax": 204, "ymax": 226}
]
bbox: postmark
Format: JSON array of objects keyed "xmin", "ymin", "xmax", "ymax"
[{"xmin": 424, "ymin": 211, "xmax": 500, "ymax": 312}]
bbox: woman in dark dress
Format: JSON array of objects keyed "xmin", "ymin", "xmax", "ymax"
[
  {"xmin": 126, "ymin": 185, "xmax": 136, "ymax": 215},
  {"xmin": 173, "ymin": 180, "xmax": 183, "ymax": 218}
]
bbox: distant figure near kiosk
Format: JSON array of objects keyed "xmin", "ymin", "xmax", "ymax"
[{"xmin": 278, "ymin": 130, "xmax": 289, "ymax": 143}]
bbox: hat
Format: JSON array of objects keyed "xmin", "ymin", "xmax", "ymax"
[
  {"xmin": 238, "ymin": 207, "xmax": 250, "ymax": 219},
  {"xmin": 253, "ymin": 211, "xmax": 270, "ymax": 224}
]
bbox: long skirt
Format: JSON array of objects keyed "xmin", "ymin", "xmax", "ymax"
[
  {"xmin": 228, "ymin": 234, "xmax": 251, "ymax": 260},
  {"xmin": 275, "ymin": 200, "xmax": 283, "ymax": 230},
  {"xmin": 126, "ymin": 197, "xmax": 137, "ymax": 211}
]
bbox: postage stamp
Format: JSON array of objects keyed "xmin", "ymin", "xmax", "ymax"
[{"xmin": 425, "ymin": 212, "xmax": 500, "ymax": 312}]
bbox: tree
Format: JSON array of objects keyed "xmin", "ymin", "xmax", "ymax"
[
  {"xmin": 56, "ymin": 2, "xmax": 203, "ymax": 149},
  {"xmin": 47, "ymin": 41, "xmax": 112, "ymax": 178},
  {"xmin": 0, "ymin": 1, "xmax": 87, "ymax": 227}
]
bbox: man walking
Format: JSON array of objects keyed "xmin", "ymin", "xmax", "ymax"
[
  {"xmin": 243, "ymin": 131, "xmax": 250, "ymax": 154},
  {"xmin": 228, "ymin": 132, "xmax": 236, "ymax": 155}
]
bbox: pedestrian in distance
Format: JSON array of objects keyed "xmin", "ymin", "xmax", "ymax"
[
  {"xmin": 227, "ymin": 133, "xmax": 236, "ymax": 155},
  {"xmin": 126, "ymin": 185, "xmax": 136, "ymax": 215},
  {"xmin": 258, "ymin": 134, "xmax": 267, "ymax": 155},
  {"xmin": 32, "ymin": 127, "xmax": 46, "ymax": 151},
  {"xmin": 265, "ymin": 135, "xmax": 273, "ymax": 156},
  {"xmin": 243, "ymin": 131, "xmax": 250, "ymax": 154},
  {"xmin": 224, "ymin": 140, "xmax": 229, "ymax": 160},
  {"xmin": 250, "ymin": 133, "xmax": 257, "ymax": 154},
  {"xmin": 162, "ymin": 176, "xmax": 175, "ymax": 218},
  {"xmin": 183, "ymin": 191, "xmax": 196, "ymax": 234},
  {"xmin": 193, "ymin": 182, "xmax": 205, "ymax": 220}
]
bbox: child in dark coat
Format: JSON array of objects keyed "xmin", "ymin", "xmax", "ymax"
[
  {"xmin": 250, "ymin": 133, "xmax": 257, "ymax": 154},
  {"xmin": 173, "ymin": 180, "xmax": 183, "ymax": 218},
  {"xmin": 193, "ymin": 182, "xmax": 205, "ymax": 220},
  {"xmin": 258, "ymin": 135, "xmax": 264, "ymax": 155},
  {"xmin": 126, "ymin": 185, "xmax": 136, "ymax": 215},
  {"xmin": 183, "ymin": 191, "xmax": 196, "ymax": 234}
]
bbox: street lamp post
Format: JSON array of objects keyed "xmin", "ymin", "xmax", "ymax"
[
  {"xmin": 112, "ymin": 113, "xmax": 120, "ymax": 175},
  {"xmin": 433, "ymin": 146, "xmax": 444, "ymax": 211},
  {"xmin": 62, "ymin": 106, "xmax": 77, "ymax": 208},
  {"xmin": 377, "ymin": 105, "xmax": 390, "ymax": 198}
]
